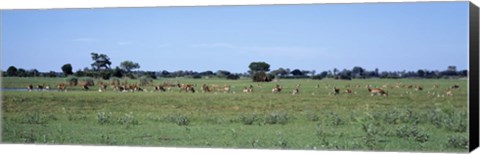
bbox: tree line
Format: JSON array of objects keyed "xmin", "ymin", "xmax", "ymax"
[{"xmin": 2, "ymin": 52, "xmax": 468, "ymax": 81}]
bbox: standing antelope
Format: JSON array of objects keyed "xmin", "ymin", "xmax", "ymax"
[
  {"xmin": 57, "ymin": 83, "xmax": 67, "ymax": 92},
  {"xmin": 292, "ymin": 84, "xmax": 300, "ymax": 95},
  {"xmin": 27, "ymin": 84, "xmax": 34, "ymax": 91},
  {"xmin": 333, "ymin": 86, "xmax": 340, "ymax": 95},
  {"xmin": 201, "ymin": 84, "xmax": 211, "ymax": 93},
  {"xmin": 272, "ymin": 84, "xmax": 282, "ymax": 93}
]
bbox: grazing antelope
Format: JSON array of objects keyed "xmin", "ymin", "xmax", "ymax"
[
  {"xmin": 45, "ymin": 85, "xmax": 51, "ymax": 91},
  {"xmin": 415, "ymin": 85, "xmax": 423, "ymax": 91},
  {"xmin": 178, "ymin": 83, "xmax": 195, "ymax": 93},
  {"xmin": 272, "ymin": 84, "xmax": 282, "ymax": 93},
  {"xmin": 446, "ymin": 90, "xmax": 453, "ymax": 97},
  {"xmin": 37, "ymin": 84, "xmax": 45, "ymax": 91},
  {"xmin": 201, "ymin": 84, "xmax": 211, "ymax": 93},
  {"xmin": 98, "ymin": 83, "xmax": 107, "ymax": 92},
  {"xmin": 154, "ymin": 85, "xmax": 167, "ymax": 92},
  {"xmin": 367, "ymin": 86, "xmax": 388, "ymax": 96},
  {"xmin": 345, "ymin": 89, "xmax": 352, "ymax": 94},
  {"xmin": 27, "ymin": 84, "xmax": 34, "ymax": 91},
  {"xmin": 451, "ymin": 84, "xmax": 460, "ymax": 89},
  {"xmin": 223, "ymin": 85, "xmax": 231, "ymax": 93}
]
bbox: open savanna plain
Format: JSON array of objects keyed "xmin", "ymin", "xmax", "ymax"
[{"xmin": 1, "ymin": 77, "xmax": 469, "ymax": 152}]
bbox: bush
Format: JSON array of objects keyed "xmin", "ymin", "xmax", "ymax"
[
  {"xmin": 252, "ymin": 71, "xmax": 273, "ymax": 82},
  {"xmin": 446, "ymin": 135, "xmax": 468, "ymax": 149},
  {"xmin": 22, "ymin": 112, "xmax": 50, "ymax": 124},
  {"xmin": 96, "ymin": 112, "xmax": 112, "ymax": 125},
  {"xmin": 227, "ymin": 74, "xmax": 240, "ymax": 80},
  {"xmin": 265, "ymin": 111, "xmax": 288, "ymax": 125},
  {"xmin": 80, "ymin": 77, "xmax": 95, "ymax": 86},
  {"xmin": 240, "ymin": 113, "xmax": 258, "ymax": 125},
  {"xmin": 66, "ymin": 76, "xmax": 78, "ymax": 86},
  {"xmin": 139, "ymin": 76, "xmax": 153, "ymax": 86}
]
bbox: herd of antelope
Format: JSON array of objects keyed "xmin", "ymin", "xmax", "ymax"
[{"xmin": 25, "ymin": 80, "xmax": 461, "ymax": 97}]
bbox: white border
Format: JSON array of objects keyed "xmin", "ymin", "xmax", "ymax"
[{"xmin": 0, "ymin": 0, "xmax": 478, "ymax": 154}]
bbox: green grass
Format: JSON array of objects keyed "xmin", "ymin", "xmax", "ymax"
[{"xmin": 1, "ymin": 77, "xmax": 469, "ymax": 152}]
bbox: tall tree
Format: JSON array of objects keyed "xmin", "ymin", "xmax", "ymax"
[
  {"xmin": 61, "ymin": 63, "xmax": 74, "ymax": 76},
  {"xmin": 352, "ymin": 66, "xmax": 365, "ymax": 78},
  {"xmin": 90, "ymin": 52, "xmax": 112, "ymax": 71},
  {"xmin": 120, "ymin": 60, "xmax": 140, "ymax": 73},
  {"xmin": 248, "ymin": 62, "xmax": 270, "ymax": 73},
  {"xmin": 6, "ymin": 66, "xmax": 17, "ymax": 76}
]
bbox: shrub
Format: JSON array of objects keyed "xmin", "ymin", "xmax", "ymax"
[
  {"xmin": 164, "ymin": 114, "xmax": 190, "ymax": 126},
  {"xmin": 305, "ymin": 111, "xmax": 320, "ymax": 122},
  {"xmin": 176, "ymin": 115, "xmax": 190, "ymax": 126},
  {"xmin": 80, "ymin": 77, "xmax": 95, "ymax": 86},
  {"xmin": 446, "ymin": 135, "xmax": 468, "ymax": 149},
  {"xmin": 240, "ymin": 113, "xmax": 258, "ymax": 125},
  {"xmin": 252, "ymin": 71, "xmax": 273, "ymax": 82},
  {"xmin": 265, "ymin": 111, "xmax": 288, "ymax": 125},
  {"xmin": 395, "ymin": 124, "xmax": 429, "ymax": 143},
  {"xmin": 117, "ymin": 112, "xmax": 139, "ymax": 128},
  {"xmin": 226, "ymin": 74, "xmax": 240, "ymax": 80},
  {"xmin": 139, "ymin": 76, "xmax": 153, "ymax": 86},
  {"xmin": 325, "ymin": 112, "xmax": 343, "ymax": 127},
  {"xmin": 66, "ymin": 76, "xmax": 78, "ymax": 86},
  {"xmin": 96, "ymin": 112, "xmax": 112, "ymax": 125},
  {"xmin": 22, "ymin": 112, "xmax": 49, "ymax": 124}
]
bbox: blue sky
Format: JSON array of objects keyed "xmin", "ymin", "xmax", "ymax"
[{"xmin": 1, "ymin": 2, "xmax": 469, "ymax": 73}]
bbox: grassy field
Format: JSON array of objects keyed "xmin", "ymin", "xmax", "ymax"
[{"xmin": 0, "ymin": 77, "xmax": 469, "ymax": 152}]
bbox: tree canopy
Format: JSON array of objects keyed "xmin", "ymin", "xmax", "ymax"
[
  {"xmin": 248, "ymin": 62, "xmax": 270, "ymax": 73},
  {"xmin": 91, "ymin": 52, "xmax": 112, "ymax": 71},
  {"xmin": 61, "ymin": 63, "xmax": 74, "ymax": 76},
  {"xmin": 120, "ymin": 60, "xmax": 140, "ymax": 72}
]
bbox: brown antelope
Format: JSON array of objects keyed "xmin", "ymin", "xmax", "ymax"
[
  {"xmin": 415, "ymin": 85, "xmax": 423, "ymax": 91},
  {"xmin": 292, "ymin": 84, "xmax": 300, "ymax": 95},
  {"xmin": 154, "ymin": 85, "xmax": 166, "ymax": 92},
  {"xmin": 37, "ymin": 84, "xmax": 45, "ymax": 91},
  {"xmin": 446, "ymin": 90, "xmax": 453, "ymax": 97},
  {"xmin": 345, "ymin": 89, "xmax": 352, "ymax": 94},
  {"xmin": 272, "ymin": 84, "xmax": 282, "ymax": 93},
  {"xmin": 81, "ymin": 83, "xmax": 89, "ymax": 91},
  {"xmin": 407, "ymin": 85, "xmax": 413, "ymax": 89},
  {"xmin": 57, "ymin": 83, "xmax": 67, "ymax": 92},
  {"xmin": 367, "ymin": 86, "xmax": 388, "ymax": 96},
  {"xmin": 202, "ymin": 84, "xmax": 211, "ymax": 93},
  {"xmin": 223, "ymin": 84, "xmax": 231, "ymax": 93},
  {"xmin": 27, "ymin": 84, "xmax": 34, "ymax": 91},
  {"xmin": 333, "ymin": 86, "xmax": 340, "ymax": 95},
  {"xmin": 243, "ymin": 85, "xmax": 253, "ymax": 93},
  {"xmin": 178, "ymin": 83, "xmax": 195, "ymax": 93},
  {"xmin": 451, "ymin": 84, "xmax": 460, "ymax": 89},
  {"xmin": 98, "ymin": 83, "xmax": 107, "ymax": 92}
]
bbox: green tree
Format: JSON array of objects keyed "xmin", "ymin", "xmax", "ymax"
[
  {"xmin": 248, "ymin": 62, "xmax": 270, "ymax": 73},
  {"xmin": 120, "ymin": 60, "xmax": 140, "ymax": 73},
  {"xmin": 91, "ymin": 52, "xmax": 112, "ymax": 71},
  {"xmin": 6, "ymin": 66, "xmax": 18, "ymax": 76},
  {"xmin": 61, "ymin": 63, "xmax": 74, "ymax": 76},
  {"xmin": 352, "ymin": 66, "xmax": 365, "ymax": 78}
]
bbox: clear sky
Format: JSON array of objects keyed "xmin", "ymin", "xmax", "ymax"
[{"xmin": 1, "ymin": 2, "xmax": 469, "ymax": 73}]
